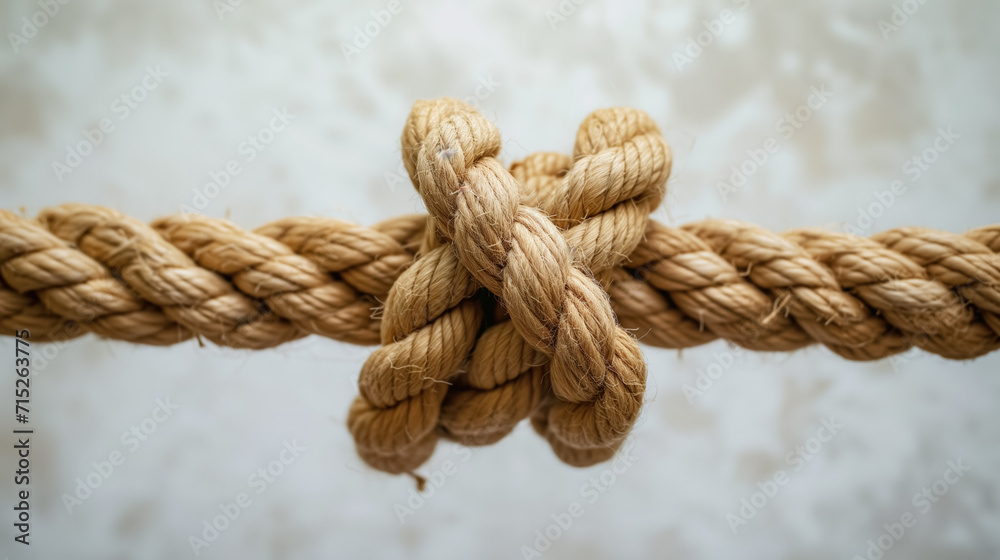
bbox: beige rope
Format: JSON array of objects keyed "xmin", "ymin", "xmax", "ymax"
[
  {"xmin": 436, "ymin": 106, "xmax": 672, "ymax": 467},
  {"xmin": 6, "ymin": 209, "xmax": 996, "ymax": 358},
  {"xmin": 2, "ymin": 97, "xmax": 998, "ymax": 476}
]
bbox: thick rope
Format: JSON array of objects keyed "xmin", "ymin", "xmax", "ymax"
[
  {"xmin": 347, "ymin": 99, "xmax": 674, "ymax": 472},
  {"xmin": 0, "ymin": 207, "xmax": 424, "ymax": 347},
  {"xmin": 6, "ymin": 210, "xmax": 997, "ymax": 359},
  {"xmin": 2, "ymin": 98, "xmax": 999, "ymax": 476},
  {"xmin": 437, "ymin": 105, "xmax": 672, "ymax": 467},
  {"xmin": 399, "ymin": 98, "xmax": 665, "ymax": 472},
  {"xmin": 4, "ymin": 208, "xmax": 1000, "ymax": 354}
]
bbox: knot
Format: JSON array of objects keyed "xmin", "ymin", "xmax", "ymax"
[
  {"xmin": 438, "ymin": 106, "xmax": 673, "ymax": 465},
  {"xmin": 346, "ymin": 244, "xmax": 480, "ymax": 473},
  {"xmin": 533, "ymin": 107, "xmax": 671, "ymax": 276},
  {"xmin": 348, "ymin": 100, "xmax": 491, "ymax": 474},
  {"xmin": 403, "ymin": 98, "xmax": 656, "ymax": 465},
  {"xmin": 535, "ymin": 107, "xmax": 669, "ymax": 230},
  {"xmin": 402, "ymin": 99, "xmax": 503, "ymax": 241},
  {"xmin": 0, "ymin": 98, "xmax": 995, "ymax": 483},
  {"xmin": 7, "ymin": 100, "xmax": 993, "ymax": 478}
]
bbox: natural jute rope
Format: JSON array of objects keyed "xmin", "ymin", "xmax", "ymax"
[{"xmin": 2, "ymin": 98, "xmax": 998, "ymax": 476}]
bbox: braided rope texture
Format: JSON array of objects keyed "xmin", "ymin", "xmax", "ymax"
[{"xmin": 2, "ymin": 98, "xmax": 998, "ymax": 475}]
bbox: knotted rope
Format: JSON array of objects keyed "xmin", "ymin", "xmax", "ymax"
[
  {"xmin": 437, "ymin": 103, "xmax": 672, "ymax": 468},
  {"xmin": 2, "ymin": 97, "xmax": 998, "ymax": 476}
]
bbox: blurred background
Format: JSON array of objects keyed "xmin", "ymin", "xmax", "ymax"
[{"xmin": 1, "ymin": 0, "xmax": 999, "ymax": 558}]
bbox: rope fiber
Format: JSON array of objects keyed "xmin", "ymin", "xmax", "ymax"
[{"xmin": 2, "ymin": 98, "xmax": 998, "ymax": 474}]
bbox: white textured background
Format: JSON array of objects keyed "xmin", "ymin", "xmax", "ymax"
[{"xmin": 2, "ymin": 1, "xmax": 999, "ymax": 559}]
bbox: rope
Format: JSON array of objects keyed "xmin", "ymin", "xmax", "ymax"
[
  {"xmin": 2, "ymin": 97, "xmax": 998, "ymax": 476},
  {"xmin": 4, "ymin": 202, "xmax": 997, "ymax": 357},
  {"xmin": 349, "ymin": 99, "xmax": 669, "ymax": 472}
]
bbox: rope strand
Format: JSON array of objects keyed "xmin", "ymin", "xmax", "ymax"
[
  {"xmin": 5, "ymin": 208, "xmax": 997, "ymax": 357},
  {"xmin": 2, "ymin": 97, "xmax": 998, "ymax": 476}
]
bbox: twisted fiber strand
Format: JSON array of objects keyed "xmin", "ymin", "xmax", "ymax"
[
  {"xmin": 345, "ymin": 99, "xmax": 493, "ymax": 474},
  {"xmin": 785, "ymin": 226, "xmax": 1000, "ymax": 358},
  {"xmin": 2, "ymin": 140, "xmax": 999, "ymax": 478},
  {"xmin": 400, "ymin": 98, "xmax": 650, "ymax": 471},
  {"xmin": 1, "ymin": 208, "xmax": 190, "ymax": 345},
  {"xmin": 436, "ymin": 153, "xmax": 572, "ymax": 452},
  {"xmin": 3, "ymin": 209, "xmax": 998, "ymax": 358},
  {"xmin": 442, "ymin": 201, "xmax": 999, "ymax": 468},
  {"xmin": 438, "ymin": 105, "xmax": 672, "ymax": 467},
  {"xmin": 346, "ymin": 150, "xmax": 555, "ymax": 471},
  {"xmin": 0, "ymin": 275, "xmax": 86, "ymax": 342},
  {"xmin": 348, "ymin": 98, "xmax": 665, "ymax": 474},
  {"xmin": 39, "ymin": 204, "xmax": 306, "ymax": 349},
  {"xmin": 962, "ymin": 226, "xmax": 1000, "ymax": 336},
  {"xmin": 343, "ymin": 99, "xmax": 569, "ymax": 473},
  {"xmin": 0, "ymin": 206, "xmax": 426, "ymax": 348},
  {"xmin": 151, "ymin": 213, "xmax": 423, "ymax": 345},
  {"xmin": 346, "ymin": 238, "xmax": 484, "ymax": 473},
  {"xmin": 340, "ymin": 101, "xmax": 672, "ymax": 473},
  {"xmin": 1, "ymin": 207, "xmax": 997, "ymax": 474},
  {"xmin": 642, "ymin": 221, "xmax": 910, "ymax": 359}
]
